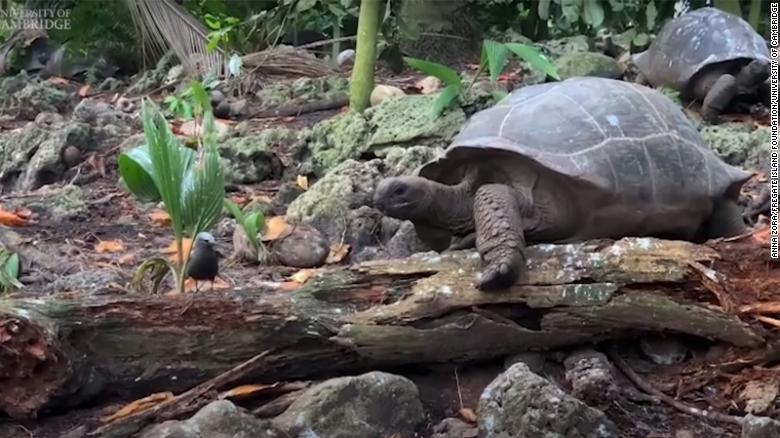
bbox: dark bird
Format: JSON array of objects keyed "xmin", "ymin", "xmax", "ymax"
[{"xmin": 186, "ymin": 231, "xmax": 219, "ymax": 292}]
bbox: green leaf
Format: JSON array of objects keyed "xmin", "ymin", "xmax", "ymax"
[
  {"xmin": 432, "ymin": 84, "xmax": 461, "ymax": 116},
  {"xmin": 244, "ymin": 211, "xmax": 264, "ymax": 250},
  {"xmin": 223, "ymin": 198, "xmax": 246, "ymax": 224},
  {"xmin": 295, "ymin": 0, "xmax": 318, "ymax": 12},
  {"xmin": 2, "ymin": 253, "xmax": 21, "ymax": 288},
  {"xmin": 538, "ymin": 0, "xmax": 552, "ymax": 19},
  {"xmin": 141, "ymin": 99, "xmax": 195, "ymax": 239},
  {"xmin": 181, "ymin": 111, "xmax": 226, "ymax": 237},
  {"xmin": 403, "ymin": 57, "xmax": 462, "ymax": 88},
  {"xmin": 583, "ymin": 0, "xmax": 605, "ymax": 27},
  {"xmin": 189, "ymin": 80, "xmax": 210, "ymax": 117},
  {"xmin": 561, "ymin": 0, "xmax": 582, "ymax": 23},
  {"xmin": 482, "ymin": 40, "xmax": 509, "ymax": 83},
  {"xmin": 505, "ymin": 43, "xmax": 560, "ymax": 81},
  {"xmin": 117, "ymin": 145, "xmax": 160, "ymax": 203},
  {"xmin": 645, "ymin": 1, "xmax": 658, "ymax": 30},
  {"xmin": 633, "ymin": 32, "xmax": 649, "ymax": 47}
]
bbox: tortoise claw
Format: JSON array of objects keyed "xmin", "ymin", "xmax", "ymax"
[{"xmin": 475, "ymin": 256, "xmax": 525, "ymax": 292}]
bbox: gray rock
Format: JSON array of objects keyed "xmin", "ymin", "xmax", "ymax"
[
  {"xmin": 381, "ymin": 216, "xmax": 403, "ymax": 243},
  {"xmin": 742, "ymin": 414, "xmax": 780, "ymax": 438},
  {"xmin": 563, "ymin": 349, "xmax": 619, "ymax": 406},
  {"xmin": 346, "ymin": 206, "xmax": 383, "ymax": 255},
  {"xmin": 139, "ymin": 400, "xmax": 282, "ymax": 438},
  {"xmin": 386, "ymin": 221, "xmax": 432, "ymax": 258},
  {"xmin": 98, "ymin": 77, "xmax": 123, "ymax": 91},
  {"xmin": 271, "ymin": 223, "xmax": 330, "ymax": 268},
  {"xmin": 286, "ymin": 159, "xmax": 383, "ymax": 242},
  {"xmin": 0, "ymin": 116, "xmax": 91, "ymax": 192},
  {"xmin": 381, "ymin": 145, "xmax": 443, "ymax": 177},
  {"xmin": 537, "ymin": 36, "xmax": 592, "ymax": 58},
  {"xmin": 351, "ymin": 246, "xmax": 387, "ymax": 263},
  {"xmin": 505, "ymin": 352, "xmax": 546, "ymax": 374},
  {"xmin": 270, "ymin": 181, "xmax": 304, "ymax": 215},
  {"xmin": 273, "ymin": 371, "xmax": 425, "ymax": 438},
  {"xmin": 15, "ymin": 81, "xmax": 70, "ymax": 120},
  {"xmin": 478, "ymin": 362, "xmax": 618, "ymax": 438},
  {"xmin": 220, "ymin": 131, "xmax": 291, "ymax": 184},
  {"xmin": 553, "ymin": 52, "xmax": 622, "ymax": 80}
]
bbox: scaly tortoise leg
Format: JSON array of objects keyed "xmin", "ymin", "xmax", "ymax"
[
  {"xmin": 473, "ymin": 184, "xmax": 527, "ymax": 291},
  {"xmin": 447, "ymin": 232, "xmax": 477, "ymax": 251},
  {"xmin": 701, "ymin": 74, "xmax": 737, "ymax": 123}
]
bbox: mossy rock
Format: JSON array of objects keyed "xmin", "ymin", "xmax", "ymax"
[
  {"xmin": 257, "ymin": 76, "xmax": 349, "ymax": 107},
  {"xmin": 553, "ymin": 52, "xmax": 622, "ymax": 80},
  {"xmin": 536, "ymin": 36, "xmax": 592, "ymax": 59},
  {"xmin": 286, "ymin": 159, "xmax": 383, "ymax": 241},
  {"xmin": 379, "ymin": 145, "xmax": 444, "ymax": 177},
  {"xmin": 220, "ymin": 128, "xmax": 297, "ymax": 184},
  {"xmin": 15, "ymin": 82, "xmax": 70, "ymax": 120},
  {"xmin": 24, "ymin": 184, "xmax": 88, "ymax": 222},
  {"xmin": 301, "ymin": 94, "xmax": 466, "ymax": 176},
  {"xmin": 699, "ymin": 122, "xmax": 769, "ymax": 174}
]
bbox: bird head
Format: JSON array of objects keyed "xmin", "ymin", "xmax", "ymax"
[{"xmin": 194, "ymin": 232, "xmax": 216, "ymax": 249}]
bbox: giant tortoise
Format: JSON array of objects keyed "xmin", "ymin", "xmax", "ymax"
[
  {"xmin": 373, "ymin": 77, "xmax": 751, "ymax": 291},
  {"xmin": 633, "ymin": 7, "xmax": 770, "ymax": 122}
]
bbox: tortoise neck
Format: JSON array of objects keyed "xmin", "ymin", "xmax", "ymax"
[{"xmin": 426, "ymin": 173, "xmax": 476, "ymax": 235}]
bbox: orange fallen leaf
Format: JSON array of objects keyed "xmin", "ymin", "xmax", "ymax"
[
  {"xmin": 290, "ymin": 269, "xmax": 315, "ymax": 284},
  {"xmin": 148, "ymin": 209, "xmax": 171, "ymax": 226},
  {"xmin": 279, "ymin": 281, "xmax": 302, "ymax": 292},
  {"xmin": 459, "ymin": 407, "xmax": 478, "ymax": 423},
  {"xmin": 48, "ymin": 77, "xmax": 69, "ymax": 85},
  {"xmin": 101, "ymin": 392, "xmax": 174, "ymax": 422},
  {"xmin": 94, "ymin": 239, "xmax": 124, "ymax": 253},
  {"xmin": 161, "ymin": 238, "xmax": 193, "ymax": 264},
  {"xmin": 296, "ymin": 175, "xmax": 309, "ymax": 190},
  {"xmin": 218, "ymin": 384, "xmax": 273, "ymax": 399},
  {"xmin": 78, "ymin": 85, "xmax": 91, "ymax": 97},
  {"xmin": 752, "ymin": 226, "xmax": 771, "ymax": 245},
  {"xmin": 326, "ymin": 243, "xmax": 350, "ymax": 264},
  {"xmin": 261, "ymin": 216, "xmax": 292, "ymax": 241},
  {"xmin": 0, "ymin": 208, "xmax": 28, "ymax": 226}
]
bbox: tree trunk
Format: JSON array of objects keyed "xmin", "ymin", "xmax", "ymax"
[
  {"xmin": 0, "ymin": 238, "xmax": 763, "ymax": 419},
  {"xmin": 349, "ymin": 0, "xmax": 384, "ymax": 111}
]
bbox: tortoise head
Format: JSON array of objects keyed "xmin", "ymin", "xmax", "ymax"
[{"xmin": 373, "ymin": 175, "xmax": 435, "ymax": 222}]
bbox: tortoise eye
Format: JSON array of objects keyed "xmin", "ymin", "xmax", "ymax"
[{"xmin": 394, "ymin": 185, "xmax": 407, "ymax": 196}]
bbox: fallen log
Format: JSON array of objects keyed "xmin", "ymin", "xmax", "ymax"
[{"xmin": 0, "ymin": 237, "xmax": 765, "ymax": 420}]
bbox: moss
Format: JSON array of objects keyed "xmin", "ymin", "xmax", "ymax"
[
  {"xmin": 536, "ymin": 36, "xmax": 592, "ymax": 59},
  {"xmin": 380, "ymin": 146, "xmax": 443, "ymax": 177},
  {"xmin": 257, "ymin": 76, "xmax": 350, "ymax": 107},
  {"xmin": 220, "ymin": 128, "xmax": 296, "ymax": 184},
  {"xmin": 553, "ymin": 52, "xmax": 622, "ymax": 80},
  {"xmin": 25, "ymin": 184, "xmax": 88, "ymax": 221},
  {"xmin": 302, "ymin": 94, "xmax": 466, "ymax": 176},
  {"xmin": 700, "ymin": 123, "xmax": 769, "ymax": 173}
]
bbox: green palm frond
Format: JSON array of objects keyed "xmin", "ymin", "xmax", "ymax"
[{"xmin": 125, "ymin": 0, "xmax": 226, "ymax": 77}]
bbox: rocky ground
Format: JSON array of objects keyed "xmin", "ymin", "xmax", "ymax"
[{"xmin": 0, "ymin": 35, "xmax": 777, "ymax": 438}]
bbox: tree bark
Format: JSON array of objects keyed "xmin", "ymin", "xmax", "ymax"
[{"xmin": 0, "ymin": 238, "xmax": 764, "ymax": 419}]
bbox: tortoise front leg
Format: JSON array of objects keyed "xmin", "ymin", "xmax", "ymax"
[
  {"xmin": 447, "ymin": 232, "xmax": 476, "ymax": 251},
  {"xmin": 701, "ymin": 74, "xmax": 737, "ymax": 123},
  {"xmin": 473, "ymin": 184, "xmax": 527, "ymax": 291}
]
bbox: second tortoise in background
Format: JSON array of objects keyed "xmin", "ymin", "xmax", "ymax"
[
  {"xmin": 374, "ymin": 77, "xmax": 751, "ymax": 292},
  {"xmin": 633, "ymin": 7, "xmax": 771, "ymax": 123}
]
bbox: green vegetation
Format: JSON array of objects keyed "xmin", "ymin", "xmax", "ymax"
[
  {"xmin": 0, "ymin": 249, "xmax": 21, "ymax": 294},
  {"xmin": 404, "ymin": 39, "xmax": 559, "ymax": 115},
  {"xmin": 223, "ymin": 198, "xmax": 267, "ymax": 262},
  {"xmin": 119, "ymin": 83, "xmax": 226, "ymax": 295}
]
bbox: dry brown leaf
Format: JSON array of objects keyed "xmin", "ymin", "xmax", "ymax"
[
  {"xmin": 161, "ymin": 238, "xmax": 193, "ymax": 264},
  {"xmin": 118, "ymin": 253, "xmax": 137, "ymax": 265},
  {"xmin": 149, "ymin": 209, "xmax": 171, "ymax": 226},
  {"xmin": 101, "ymin": 392, "xmax": 174, "ymax": 423},
  {"xmin": 740, "ymin": 378, "xmax": 779, "ymax": 414},
  {"xmin": 752, "ymin": 227, "xmax": 772, "ymax": 245},
  {"xmin": 218, "ymin": 384, "xmax": 273, "ymax": 399},
  {"xmin": 290, "ymin": 269, "xmax": 315, "ymax": 284},
  {"xmin": 0, "ymin": 208, "xmax": 28, "ymax": 226},
  {"xmin": 458, "ymin": 407, "xmax": 478, "ymax": 423},
  {"xmin": 94, "ymin": 239, "xmax": 124, "ymax": 253},
  {"xmin": 326, "ymin": 243, "xmax": 350, "ymax": 264},
  {"xmin": 178, "ymin": 119, "xmax": 231, "ymax": 138},
  {"xmin": 755, "ymin": 315, "xmax": 780, "ymax": 329},
  {"xmin": 296, "ymin": 174, "xmax": 309, "ymax": 190},
  {"xmin": 48, "ymin": 77, "xmax": 69, "ymax": 85},
  {"xmin": 78, "ymin": 85, "xmax": 91, "ymax": 97},
  {"xmin": 261, "ymin": 216, "xmax": 291, "ymax": 241}
]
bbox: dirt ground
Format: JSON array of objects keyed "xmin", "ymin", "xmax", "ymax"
[{"xmin": 0, "ymin": 54, "xmax": 778, "ymax": 438}]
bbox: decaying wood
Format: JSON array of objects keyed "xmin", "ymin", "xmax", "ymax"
[
  {"xmin": 250, "ymin": 92, "xmax": 349, "ymax": 119},
  {"xmin": 0, "ymin": 238, "xmax": 765, "ymax": 420}
]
